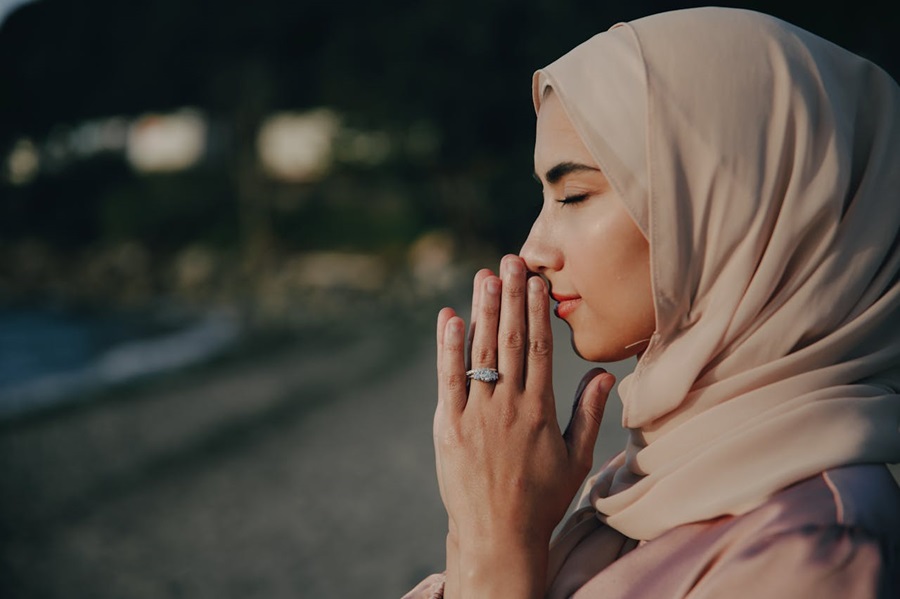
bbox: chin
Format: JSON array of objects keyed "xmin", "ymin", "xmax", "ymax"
[{"xmin": 570, "ymin": 330, "xmax": 647, "ymax": 363}]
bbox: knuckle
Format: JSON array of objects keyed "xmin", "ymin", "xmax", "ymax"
[
  {"xmin": 580, "ymin": 404, "xmax": 604, "ymax": 427},
  {"xmin": 434, "ymin": 422, "xmax": 462, "ymax": 448},
  {"xmin": 497, "ymin": 403, "xmax": 519, "ymax": 428},
  {"xmin": 473, "ymin": 347, "xmax": 496, "ymax": 366},
  {"xmin": 482, "ymin": 299, "xmax": 500, "ymax": 318},
  {"xmin": 527, "ymin": 409, "xmax": 552, "ymax": 432},
  {"xmin": 446, "ymin": 372, "xmax": 468, "ymax": 393},
  {"xmin": 529, "ymin": 337, "xmax": 552, "ymax": 357},
  {"xmin": 444, "ymin": 334, "xmax": 463, "ymax": 353},
  {"xmin": 505, "ymin": 281, "xmax": 526, "ymax": 299},
  {"xmin": 501, "ymin": 329, "xmax": 525, "ymax": 350},
  {"xmin": 445, "ymin": 341, "xmax": 463, "ymax": 355}
]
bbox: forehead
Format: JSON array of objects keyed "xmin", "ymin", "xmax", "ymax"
[{"xmin": 534, "ymin": 91, "xmax": 595, "ymax": 171}]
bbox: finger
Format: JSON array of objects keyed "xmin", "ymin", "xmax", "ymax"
[
  {"xmin": 564, "ymin": 371, "xmax": 615, "ymax": 470},
  {"xmin": 441, "ymin": 315, "xmax": 469, "ymax": 413},
  {"xmin": 467, "ymin": 269, "xmax": 494, "ymax": 369},
  {"xmin": 436, "ymin": 307, "xmax": 457, "ymax": 402},
  {"xmin": 497, "ymin": 255, "xmax": 527, "ymax": 388},
  {"xmin": 470, "ymin": 275, "xmax": 501, "ymax": 375},
  {"xmin": 525, "ymin": 274, "xmax": 553, "ymax": 394}
]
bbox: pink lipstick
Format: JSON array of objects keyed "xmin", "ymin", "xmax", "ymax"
[{"xmin": 551, "ymin": 293, "xmax": 582, "ymax": 319}]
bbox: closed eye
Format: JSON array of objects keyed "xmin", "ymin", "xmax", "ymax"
[{"xmin": 556, "ymin": 193, "xmax": 589, "ymax": 206}]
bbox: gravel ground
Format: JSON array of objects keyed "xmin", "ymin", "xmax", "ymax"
[{"xmin": 0, "ymin": 307, "xmax": 634, "ymax": 599}]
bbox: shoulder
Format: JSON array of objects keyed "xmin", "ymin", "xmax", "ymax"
[
  {"xmin": 570, "ymin": 465, "xmax": 900, "ymax": 598},
  {"xmin": 742, "ymin": 464, "xmax": 900, "ymax": 536},
  {"xmin": 687, "ymin": 464, "xmax": 900, "ymax": 599}
]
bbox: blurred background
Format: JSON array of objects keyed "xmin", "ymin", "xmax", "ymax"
[{"xmin": 0, "ymin": 0, "xmax": 897, "ymax": 597}]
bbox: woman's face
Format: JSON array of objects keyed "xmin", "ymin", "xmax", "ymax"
[{"xmin": 520, "ymin": 90, "xmax": 656, "ymax": 362}]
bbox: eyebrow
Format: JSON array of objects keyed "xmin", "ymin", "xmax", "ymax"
[{"xmin": 534, "ymin": 161, "xmax": 602, "ymax": 185}]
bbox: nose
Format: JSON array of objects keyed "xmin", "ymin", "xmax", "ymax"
[{"xmin": 519, "ymin": 210, "xmax": 562, "ymax": 274}]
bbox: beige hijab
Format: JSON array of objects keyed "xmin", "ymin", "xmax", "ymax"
[{"xmin": 534, "ymin": 6, "xmax": 900, "ymax": 550}]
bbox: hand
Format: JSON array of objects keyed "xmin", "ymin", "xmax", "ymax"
[{"xmin": 434, "ymin": 254, "xmax": 616, "ymax": 598}]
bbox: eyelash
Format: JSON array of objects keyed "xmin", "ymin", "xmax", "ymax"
[{"xmin": 556, "ymin": 193, "xmax": 589, "ymax": 206}]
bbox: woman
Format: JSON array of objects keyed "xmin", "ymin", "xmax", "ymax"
[{"xmin": 407, "ymin": 7, "xmax": 900, "ymax": 598}]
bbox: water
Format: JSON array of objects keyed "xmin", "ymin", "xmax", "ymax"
[{"xmin": 0, "ymin": 306, "xmax": 241, "ymax": 419}]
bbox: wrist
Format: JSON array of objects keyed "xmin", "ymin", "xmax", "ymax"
[
  {"xmin": 445, "ymin": 529, "xmax": 460, "ymax": 598},
  {"xmin": 455, "ymin": 539, "xmax": 549, "ymax": 599}
]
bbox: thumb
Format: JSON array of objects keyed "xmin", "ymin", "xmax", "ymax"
[{"xmin": 564, "ymin": 369, "xmax": 615, "ymax": 467}]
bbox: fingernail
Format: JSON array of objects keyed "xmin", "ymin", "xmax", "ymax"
[
  {"xmin": 447, "ymin": 318, "xmax": 463, "ymax": 340},
  {"xmin": 507, "ymin": 257, "xmax": 523, "ymax": 274},
  {"xmin": 528, "ymin": 276, "xmax": 543, "ymax": 292},
  {"xmin": 486, "ymin": 278, "xmax": 500, "ymax": 295},
  {"xmin": 599, "ymin": 375, "xmax": 615, "ymax": 395}
]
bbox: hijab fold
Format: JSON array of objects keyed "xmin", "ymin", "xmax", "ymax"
[{"xmin": 534, "ymin": 7, "xmax": 900, "ymax": 544}]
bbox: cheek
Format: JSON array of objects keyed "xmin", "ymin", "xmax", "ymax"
[
  {"xmin": 576, "ymin": 211, "xmax": 647, "ymax": 285},
  {"xmin": 571, "ymin": 210, "xmax": 655, "ymax": 357}
]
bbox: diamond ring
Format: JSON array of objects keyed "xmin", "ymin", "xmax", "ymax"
[{"xmin": 466, "ymin": 368, "xmax": 500, "ymax": 383}]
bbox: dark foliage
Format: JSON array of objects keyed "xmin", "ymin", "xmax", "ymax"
[{"xmin": 0, "ymin": 0, "xmax": 897, "ymax": 256}]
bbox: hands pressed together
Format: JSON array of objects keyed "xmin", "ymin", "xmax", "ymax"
[{"xmin": 434, "ymin": 255, "xmax": 616, "ymax": 598}]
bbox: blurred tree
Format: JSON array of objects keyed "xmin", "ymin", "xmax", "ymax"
[{"xmin": 0, "ymin": 0, "xmax": 897, "ymax": 258}]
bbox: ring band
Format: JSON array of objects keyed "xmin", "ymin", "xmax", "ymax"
[{"xmin": 466, "ymin": 368, "xmax": 499, "ymax": 383}]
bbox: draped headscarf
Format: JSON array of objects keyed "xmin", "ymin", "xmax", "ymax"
[{"xmin": 533, "ymin": 7, "xmax": 900, "ymax": 544}]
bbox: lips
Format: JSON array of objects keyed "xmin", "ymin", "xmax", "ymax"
[{"xmin": 551, "ymin": 292, "xmax": 582, "ymax": 319}]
